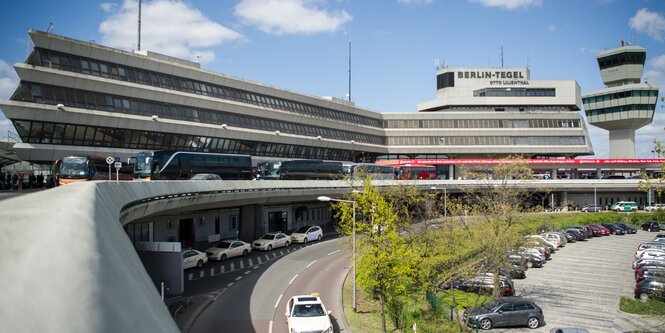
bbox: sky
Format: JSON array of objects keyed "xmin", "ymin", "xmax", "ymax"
[{"xmin": 1, "ymin": 0, "xmax": 665, "ymax": 158}]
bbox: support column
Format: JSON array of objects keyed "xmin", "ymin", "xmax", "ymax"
[
  {"xmin": 449, "ymin": 165, "xmax": 455, "ymax": 180},
  {"xmin": 596, "ymin": 168, "xmax": 602, "ymax": 179},
  {"xmin": 562, "ymin": 191, "xmax": 569, "ymax": 211},
  {"xmin": 240, "ymin": 204, "xmax": 263, "ymax": 241}
]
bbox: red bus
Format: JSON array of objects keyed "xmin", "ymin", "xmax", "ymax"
[{"xmin": 395, "ymin": 165, "xmax": 436, "ymax": 180}]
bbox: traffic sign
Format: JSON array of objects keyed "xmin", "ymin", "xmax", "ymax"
[
  {"xmin": 106, "ymin": 156, "xmax": 114, "ymax": 165},
  {"xmin": 115, "ymin": 156, "xmax": 121, "ymax": 163},
  {"xmin": 114, "ymin": 162, "xmax": 122, "ymax": 169}
]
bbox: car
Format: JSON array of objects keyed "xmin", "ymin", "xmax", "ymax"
[
  {"xmin": 634, "ymin": 277, "xmax": 665, "ymax": 301},
  {"xmin": 642, "ymin": 221, "xmax": 661, "ymax": 232},
  {"xmin": 285, "ymin": 294, "xmax": 333, "ymax": 333},
  {"xmin": 181, "ymin": 249, "xmax": 208, "ymax": 269},
  {"xmin": 656, "ymin": 233, "xmax": 665, "ymax": 239},
  {"xmin": 252, "ymin": 232, "xmax": 291, "ymax": 251},
  {"xmin": 205, "ymin": 240, "xmax": 251, "ymax": 261},
  {"xmin": 616, "ymin": 223, "xmax": 637, "ymax": 234},
  {"xmin": 463, "ymin": 298, "xmax": 545, "ymax": 330},
  {"xmin": 635, "ymin": 260, "xmax": 665, "ymax": 276},
  {"xmin": 587, "ymin": 224, "xmax": 610, "ymax": 236},
  {"xmin": 611, "ymin": 201, "xmax": 638, "ymax": 212},
  {"xmin": 601, "ymin": 223, "xmax": 625, "ymax": 235},
  {"xmin": 636, "ymin": 267, "xmax": 665, "ymax": 282},
  {"xmin": 581, "ymin": 204, "xmax": 603, "ymax": 212},
  {"xmin": 565, "ymin": 228, "xmax": 586, "ymax": 241},
  {"xmin": 646, "ymin": 203, "xmax": 665, "ymax": 211},
  {"xmin": 569, "ymin": 226, "xmax": 594, "ymax": 239},
  {"xmin": 457, "ymin": 276, "xmax": 516, "ymax": 296},
  {"xmin": 290, "ymin": 225, "xmax": 323, "ymax": 244},
  {"xmin": 190, "ymin": 173, "xmax": 222, "ymax": 180}
]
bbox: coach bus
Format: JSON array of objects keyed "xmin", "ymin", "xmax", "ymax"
[
  {"xmin": 395, "ymin": 165, "xmax": 436, "ymax": 180},
  {"xmin": 279, "ymin": 160, "xmax": 344, "ymax": 180},
  {"xmin": 55, "ymin": 155, "xmax": 134, "ymax": 185},
  {"xmin": 350, "ymin": 163, "xmax": 395, "ymax": 180},
  {"xmin": 256, "ymin": 161, "xmax": 282, "ymax": 180},
  {"xmin": 149, "ymin": 151, "xmax": 252, "ymax": 180}
]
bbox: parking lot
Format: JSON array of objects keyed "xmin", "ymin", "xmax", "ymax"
[{"xmin": 509, "ymin": 229, "xmax": 664, "ymax": 333}]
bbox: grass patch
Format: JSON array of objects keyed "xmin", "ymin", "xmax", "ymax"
[{"xmin": 619, "ymin": 296, "xmax": 665, "ymax": 315}]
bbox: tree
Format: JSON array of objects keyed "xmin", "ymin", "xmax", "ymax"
[{"xmin": 640, "ymin": 139, "xmax": 665, "ymax": 204}]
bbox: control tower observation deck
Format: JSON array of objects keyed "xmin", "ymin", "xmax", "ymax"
[{"xmin": 582, "ymin": 43, "xmax": 659, "ymax": 158}]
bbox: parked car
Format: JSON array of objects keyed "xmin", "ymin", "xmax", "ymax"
[
  {"xmin": 565, "ymin": 228, "xmax": 586, "ymax": 241},
  {"xmin": 611, "ymin": 201, "xmax": 638, "ymax": 212},
  {"xmin": 636, "ymin": 267, "xmax": 665, "ymax": 282},
  {"xmin": 642, "ymin": 221, "xmax": 661, "ymax": 232},
  {"xmin": 601, "ymin": 223, "xmax": 625, "ymax": 235},
  {"xmin": 181, "ymin": 249, "xmax": 208, "ymax": 269},
  {"xmin": 635, "ymin": 260, "xmax": 665, "ymax": 277},
  {"xmin": 290, "ymin": 225, "xmax": 323, "ymax": 244},
  {"xmin": 616, "ymin": 223, "xmax": 637, "ymax": 234},
  {"xmin": 453, "ymin": 276, "xmax": 515, "ymax": 297},
  {"xmin": 634, "ymin": 277, "xmax": 665, "ymax": 301},
  {"xmin": 587, "ymin": 224, "xmax": 610, "ymax": 236},
  {"xmin": 252, "ymin": 232, "xmax": 291, "ymax": 251},
  {"xmin": 645, "ymin": 203, "xmax": 665, "ymax": 212},
  {"xmin": 569, "ymin": 226, "xmax": 594, "ymax": 239},
  {"xmin": 581, "ymin": 204, "xmax": 603, "ymax": 212},
  {"xmin": 584, "ymin": 225, "xmax": 604, "ymax": 237},
  {"xmin": 285, "ymin": 294, "xmax": 333, "ymax": 333},
  {"xmin": 190, "ymin": 173, "xmax": 222, "ymax": 180},
  {"xmin": 463, "ymin": 298, "xmax": 545, "ymax": 330},
  {"xmin": 205, "ymin": 240, "xmax": 251, "ymax": 261}
]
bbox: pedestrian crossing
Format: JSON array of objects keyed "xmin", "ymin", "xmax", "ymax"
[{"xmin": 186, "ymin": 246, "xmax": 300, "ymax": 281}]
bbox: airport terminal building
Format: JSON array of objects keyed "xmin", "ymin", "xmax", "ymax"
[{"xmin": 0, "ymin": 30, "xmax": 593, "ymax": 170}]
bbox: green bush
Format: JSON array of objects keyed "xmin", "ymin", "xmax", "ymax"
[{"xmin": 619, "ymin": 296, "xmax": 665, "ymax": 315}]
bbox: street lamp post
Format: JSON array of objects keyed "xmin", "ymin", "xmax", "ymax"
[{"xmin": 318, "ymin": 195, "xmax": 357, "ymax": 312}]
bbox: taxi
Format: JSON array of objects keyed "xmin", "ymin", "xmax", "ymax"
[{"xmin": 284, "ymin": 294, "xmax": 333, "ymax": 333}]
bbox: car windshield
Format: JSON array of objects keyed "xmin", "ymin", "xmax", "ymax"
[
  {"xmin": 481, "ymin": 299, "xmax": 503, "ymax": 310},
  {"xmin": 292, "ymin": 304, "xmax": 325, "ymax": 317},
  {"xmin": 262, "ymin": 234, "xmax": 276, "ymax": 240},
  {"xmin": 215, "ymin": 241, "xmax": 232, "ymax": 249},
  {"xmin": 295, "ymin": 226, "xmax": 310, "ymax": 233}
]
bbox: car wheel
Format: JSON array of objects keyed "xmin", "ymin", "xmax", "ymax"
[
  {"xmin": 639, "ymin": 293, "xmax": 650, "ymax": 302},
  {"xmin": 196, "ymin": 260, "xmax": 204, "ymax": 268},
  {"xmin": 268, "ymin": 245, "xmax": 272, "ymax": 251},
  {"xmin": 479, "ymin": 318, "xmax": 492, "ymax": 330},
  {"xmin": 527, "ymin": 317, "xmax": 540, "ymax": 329},
  {"xmin": 304, "ymin": 238, "xmax": 308, "ymax": 244},
  {"xmin": 318, "ymin": 234, "xmax": 322, "ymax": 241},
  {"xmin": 243, "ymin": 249, "xmax": 248, "ymax": 256},
  {"xmin": 526, "ymin": 261, "xmax": 533, "ymax": 268},
  {"xmin": 220, "ymin": 254, "xmax": 227, "ymax": 261}
]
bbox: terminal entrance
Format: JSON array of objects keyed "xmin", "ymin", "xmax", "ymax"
[{"xmin": 179, "ymin": 218, "xmax": 194, "ymax": 248}]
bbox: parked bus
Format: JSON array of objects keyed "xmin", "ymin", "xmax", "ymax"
[
  {"xmin": 395, "ymin": 165, "xmax": 436, "ymax": 180},
  {"xmin": 256, "ymin": 161, "xmax": 282, "ymax": 180},
  {"xmin": 131, "ymin": 151, "xmax": 153, "ymax": 179},
  {"xmin": 279, "ymin": 160, "xmax": 344, "ymax": 180},
  {"xmin": 150, "ymin": 151, "xmax": 252, "ymax": 180},
  {"xmin": 350, "ymin": 163, "xmax": 395, "ymax": 180},
  {"xmin": 55, "ymin": 155, "xmax": 134, "ymax": 185}
]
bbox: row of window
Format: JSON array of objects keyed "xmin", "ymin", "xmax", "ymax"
[
  {"xmin": 474, "ymin": 88, "xmax": 556, "ymax": 97},
  {"xmin": 12, "ymin": 119, "xmax": 352, "ymax": 161},
  {"xmin": 383, "ymin": 118, "xmax": 580, "ymax": 129},
  {"xmin": 32, "ymin": 48, "xmax": 383, "ymax": 128},
  {"xmin": 12, "ymin": 83, "xmax": 384, "ymax": 145},
  {"xmin": 582, "ymin": 90, "xmax": 658, "ymax": 104},
  {"xmin": 585, "ymin": 104, "xmax": 655, "ymax": 117},
  {"xmin": 597, "ymin": 52, "xmax": 646, "ymax": 70},
  {"xmin": 387, "ymin": 136, "xmax": 586, "ymax": 146}
]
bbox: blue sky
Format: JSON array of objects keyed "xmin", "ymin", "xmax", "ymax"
[{"xmin": 1, "ymin": 0, "xmax": 665, "ymax": 158}]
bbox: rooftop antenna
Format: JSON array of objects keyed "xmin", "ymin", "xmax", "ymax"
[
  {"xmin": 500, "ymin": 45, "xmax": 504, "ymax": 68},
  {"xmin": 348, "ymin": 41, "xmax": 352, "ymax": 102},
  {"xmin": 526, "ymin": 55, "xmax": 530, "ymax": 70},
  {"xmin": 137, "ymin": 0, "xmax": 142, "ymax": 51},
  {"xmin": 46, "ymin": 22, "xmax": 54, "ymax": 34},
  {"xmin": 434, "ymin": 58, "xmax": 440, "ymax": 70}
]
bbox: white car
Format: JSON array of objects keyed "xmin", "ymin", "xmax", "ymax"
[
  {"xmin": 252, "ymin": 232, "xmax": 291, "ymax": 251},
  {"xmin": 205, "ymin": 240, "xmax": 252, "ymax": 261},
  {"xmin": 285, "ymin": 294, "xmax": 333, "ymax": 333},
  {"xmin": 646, "ymin": 203, "xmax": 665, "ymax": 212},
  {"xmin": 181, "ymin": 249, "xmax": 208, "ymax": 269},
  {"xmin": 290, "ymin": 225, "xmax": 323, "ymax": 244}
]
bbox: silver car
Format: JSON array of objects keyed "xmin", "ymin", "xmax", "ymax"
[{"xmin": 464, "ymin": 298, "xmax": 545, "ymax": 330}]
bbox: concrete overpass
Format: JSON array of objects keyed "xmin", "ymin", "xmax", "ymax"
[{"xmin": 0, "ymin": 179, "xmax": 647, "ymax": 332}]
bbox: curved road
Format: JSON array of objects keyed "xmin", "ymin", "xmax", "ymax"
[{"xmin": 189, "ymin": 238, "xmax": 350, "ymax": 333}]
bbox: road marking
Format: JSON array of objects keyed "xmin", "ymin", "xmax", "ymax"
[
  {"xmin": 289, "ymin": 274, "xmax": 298, "ymax": 285},
  {"xmin": 240, "ymin": 261, "xmax": 245, "ymax": 269},
  {"xmin": 230, "ymin": 262, "xmax": 235, "ymax": 271},
  {"xmin": 253, "ymin": 266, "xmax": 259, "ymax": 270},
  {"xmin": 274, "ymin": 294, "xmax": 283, "ymax": 308},
  {"xmin": 268, "ymin": 320, "xmax": 273, "ymax": 333},
  {"xmin": 187, "ymin": 273, "xmax": 193, "ymax": 280},
  {"xmin": 264, "ymin": 254, "xmax": 270, "ymax": 261},
  {"xmin": 227, "ymin": 282, "xmax": 234, "ymax": 287},
  {"xmin": 248, "ymin": 258, "xmax": 254, "ymax": 266},
  {"xmin": 328, "ymin": 250, "xmax": 340, "ymax": 256},
  {"xmin": 257, "ymin": 256, "xmax": 263, "ymax": 264},
  {"xmin": 244, "ymin": 270, "xmax": 251, "ymax": 275},
  {"xmin": 235, "ymin": 276, "xmax": 242, "ymax": 281},
  {"xmin": 306, "ymin": 260, "xmax": 317, "ymax": 268}
]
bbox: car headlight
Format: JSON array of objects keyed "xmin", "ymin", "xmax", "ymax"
[{"xmin": 324, "ymin": 325, "xmax": 333, "ymax": 333}]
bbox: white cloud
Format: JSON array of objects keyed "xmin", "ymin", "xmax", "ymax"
[
  {"xmin": 547, "ymin": 24, "xmax": 556, "ymax": 32},
  {"xmin": 629, "ymin": 8, "xmax": 665, "ymax": 42},
  {"xmin": 470, "ymin": 0, "xmax": 542, "ymax": 10},
  {"xmin": 99, "ymin": 0, "xmax": 243, "ymax": 64},
  {"xmin": 0, "ymin": 59, "xmax": 19, "ymax": 100},
  {"xmin": 234, "ymin": 0, "xmax": 352, "ymax": 35},
  {"xmin": 636, "ymin": 113, "xmax": 665, "ymax": 157},
  {"xmin": 397, "ymin": 0, "xmax": 434, "ymax": 4}
]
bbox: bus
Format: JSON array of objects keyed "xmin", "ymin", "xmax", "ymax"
[
  {"xmin": 131, "ymin": 151, "xmax": 153, "ymax": 179},
  {"xmin": 256, "ymin": 161, "xmax": 282, "ymax": 180},
  {"xmin": 395, "ymin": 165, "xmax": 436, "ymax": 180},
  {"xmin": 350, "ymin": 163, "xmax": 395, "ymax": 180},
  {"xmin": 150, "ymin": 151, "xmax": 252, "ymax": 180},
  {"xmin": 279, "ymin": 160, "xmax": 344, "ymax": 180},
  {"xmin": 55, "ymin": 155, "xmax": 134, "ymax": 185}
]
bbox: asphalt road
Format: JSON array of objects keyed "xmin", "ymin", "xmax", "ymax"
[
  {"xmin": 186, "ymin": 238, "xmax": 349, "ymax": 333},
  {"xmin": 507, "ymin": 229, "xmax": 663, "ymax": 333}
]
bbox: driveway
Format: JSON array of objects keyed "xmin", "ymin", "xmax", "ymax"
[{"xmin": 509, "ymin": 230, "xmax": 665, "ymax": 333}]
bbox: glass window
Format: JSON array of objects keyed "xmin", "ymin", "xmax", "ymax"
[{"xmin": 90, "ymin": 62, "xmax": 100, "ymax": 76}]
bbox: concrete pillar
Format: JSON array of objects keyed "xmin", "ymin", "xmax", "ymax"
[
  {"xmin": 596, "ymin": 168, "xmax": 602, "ymax": 179},
  {"xmin": 609, "ymin": 128, "xmax": 636, "ymax": 158},
  {"xmin": 562, "ymin": 191, "xmax": 569, "ymax": 211},
  {"xmin": 551, "ymin": 168, "xmax": 557, "ymax": 179},
  {"xmin": 449, "ymin": 165, "xmax": 455, "ymax": 180},
  {"xmin": 240, "ymin": 204, "xmax": 263, "ymax": 240}
]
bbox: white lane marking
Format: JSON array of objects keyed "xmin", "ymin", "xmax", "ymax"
[
  {"xmin": 244, "ymin": 270, "xmax": 251, "ymax": 275},
  {"xmin": 306, "ymin": 260, "xmax": 317, "ymax": 268},
  {"xmin": 187, "ymin": 272, "xmax": 193, "ymax": 280},
  {"xmin": 227, "ymin": 282, "xmax": 234, "ymax": 287},
  {"xmin": 328, "ymin": 250, "xmax": 340, "ymax": 256},
  {"xmin": 274, "ymin": 294, "xmax": 283, "ymax": 308},
  {"xmin": 235, "ymin": 276, "xmax": 242, "ymax": 281},
  {"xmin": 231, "ymin": 262, "xmax": 235, "ymax": 271},
  {"xmin": 268, "ymin": 320, "xmax": 273, "ymax": 333},
  {"xmin": 199, "ymin": 271, "xmax": 204, "ymax": 279},
  {"xmin": 264, "ymin": 254, "xmax": 270, "ymax": 261},
  {"xmin": 240, "ymin": 261, "xmax": 245, "ymax": 269},
  {"xmin": 257, "ymin": 256, "xmax": 263, "ymax": 264},
  {"xmin": 248, "ymin": 258, "xmax": 254, "ymax": 266},
  {"xmin": 289, "ymin": 274, "xmax": 298, "ymax": 285}
]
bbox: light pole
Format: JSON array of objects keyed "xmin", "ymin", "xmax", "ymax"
[{"xmin": 318, "ymin": 195, "xmax": 357, "ymax": 312}]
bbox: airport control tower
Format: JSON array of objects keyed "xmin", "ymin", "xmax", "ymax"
[{"xmin": 582, "ymin": 42, "xmax": 659, "ymax": 158}]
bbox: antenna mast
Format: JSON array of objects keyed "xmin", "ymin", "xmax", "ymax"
[
  {"xmin": 348, "ymin": 41, "xmax": 352, "ymax": 102},
  {"xmin": 138, "ymin": 0, "xmax": 142, "ymax": 51},
  {"xmin": 500, "ymin": 45, "xmax": 504, "ymax": 68}
]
